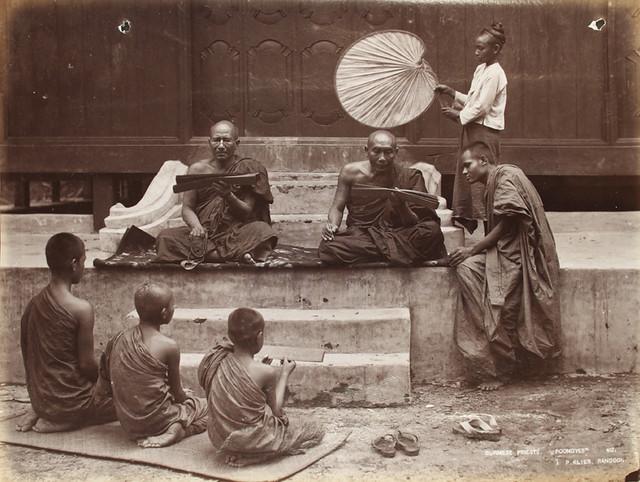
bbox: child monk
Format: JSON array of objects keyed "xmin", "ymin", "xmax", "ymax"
[
  {"xmin": 198, "ymin": 308, "xmax": 324, "ymax": 467},
  {"xmin": 17, "ymin": 233, "xmax": 116, "ymax": 433},
  {"xmin": 103, "ymin": 282, "xmax": 208, "ymax": 448}
]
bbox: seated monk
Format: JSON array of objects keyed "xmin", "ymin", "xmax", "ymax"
[
  {"xmin": 155, "ymin": 120, "xmax": 277, "ymax": 264},
  {"xmin": 17, "ymin": 233, "xmax": 116, "ymax": 433},
  {"xmin": 449, "ymin": 141, "xmax": 561, "ymax": 391},
  {"xmin": 318, "ymin": 130, "xmax": 447, "ymax": 265},
  {"xmin": 103, "ymin": 282, "xmax": 208, "ymax": 448},
  {"xmin": 198, "ymin": 308, "xmax": 324, "ymax": 467}
]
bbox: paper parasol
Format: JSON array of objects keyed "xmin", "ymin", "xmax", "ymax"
[{"xmin": 335, "ymin": 30, "xmax": 438, "ymax": 128}]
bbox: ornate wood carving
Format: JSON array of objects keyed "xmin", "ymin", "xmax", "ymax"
[{"xmin": 301, "ymin": 41, "xmax": 344, "ymax": 126}]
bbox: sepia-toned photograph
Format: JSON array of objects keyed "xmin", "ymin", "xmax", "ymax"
[{"xmin": 0, "ymin": 0, "xmax": 638, "ymax": 480}]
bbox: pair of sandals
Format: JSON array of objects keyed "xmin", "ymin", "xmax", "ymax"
[
  {"xmin": 452, "ymin": 414, "xmax": 502, "ymax": 441},
  {"xmin": 372, "ymin": 431, "xmax": 419, "ymax": 458}
]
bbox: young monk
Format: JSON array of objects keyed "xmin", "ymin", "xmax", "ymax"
[
  {"xmin": 198, "ymin": 308, "xmax": 324, "ymax": 467},
  {"xmin": 17, "ymin": 233, "xmax": 115, "ymax": 433},
  {"xmin": 449, "ymin": 142, "xmax": 560, "ymax": 391},
  {"xmin": 103, "ymin": 282, "xmax": 208, "ymax": 448},
  {"xmin": 436, "ymin": 22, "xmax": 508, "ymax": 233}
]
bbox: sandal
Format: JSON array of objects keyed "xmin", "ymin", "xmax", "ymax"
[
  {"xmin": 452, "ymin": 414, "xmax": 502, "ymax": 442},
  {"xmin": 396, "ymin": 430, "xmax": 420, "ymax": 456},
  {"xmin": 372, "ymin": 434, "xmax": 397, "ymax": 458}
]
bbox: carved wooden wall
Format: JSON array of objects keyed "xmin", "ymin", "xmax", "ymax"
[{"xmin": 1, "ymin": 0, "xmax": 638, "ymax": 177}]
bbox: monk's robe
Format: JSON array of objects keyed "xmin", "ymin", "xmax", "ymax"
[
  {"xmin": 156, "ymin": 156, "xmax": 277, "ymax": 262},
  {"xmin": 20, "ymin": 287, "xmax": 115, "ymax": 424},
  {"xmin": 103, "ymin": 326, "xmax": 208, "ymax": 440},
  {"xmin": 454, "ymin": 164, "xmax": 561, "ymax": 380},
  {"xmin": 318, "ymin": 165, "xmax": 446, "ymax": 265},
  {"xmin": 198, "ymin": 340, "xmax": 324, "ymax": 465}
]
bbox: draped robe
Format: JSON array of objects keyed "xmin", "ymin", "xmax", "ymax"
[
  {"xmin": 156, "ymin": 156, "xmax": 277, "ymax": 262},
  {"xmin": 454, "ymin": 165, "xmax": 561, "ymax": 379},
  {"xmin": 103, "ymin": 326, "xmax": 208, "ymax": 440},
  {"xmin": 198, "ymin": 340, "xmax": 324, "ymax": 464},
  {"xmin": 20, "ymin": 287, "xmax": 115, "ymax": 424},
  {"xmin": 318, "ymin": 165, "xmax": 446, "ymax": 265}
]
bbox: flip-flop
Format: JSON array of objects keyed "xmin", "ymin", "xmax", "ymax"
[
  {"xmin": 452, "ymin": 414, "xmax": 502, "ymax": 441},
  {"xmin": 396, "ymin": 430, "xmax": 420, "ymax": 456},
  {"xmin": 372, "ymin": 434, "xmax": 397, "ymax": 458}
]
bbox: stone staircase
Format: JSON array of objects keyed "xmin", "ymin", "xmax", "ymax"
[
  {"xmin": 98, "ymin": 161, "xmax": 464, "ymax": 253},
  {"xmin": 125, "ymin": 307, "xmax": 412, "ymax": 407}
]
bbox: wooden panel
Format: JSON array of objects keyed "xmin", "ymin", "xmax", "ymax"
[
  {"xmin": 244, "ymin": 0, "xmax": 296, "ymax": 136},
  {"xmin": 191, "ymin": 0, "xmax": 243, "ymax": 135},
  {"xmin": 521, "ymin": 1, "xmax": 550, "ymax": 138},
  {"xmin": 615, "ymin": 0, "xmax": 640, "ymax": 140},
  {"xmin": 499, "ymin": 2, "xmax": 523, "ymax": 138},
  {"xmin": 547, "ymin": 1, "xmax": 578, "ymax": 139},
  {"xmin": 576, "ymin": 0, "xmax": 607, "ymax": 140}
]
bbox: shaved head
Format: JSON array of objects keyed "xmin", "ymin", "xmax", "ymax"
[
  {"xmin": 45, "ymin": 232, "xmax": 85, "ymax": 275},
  {"xmin": 210, "ymin": 120, "xmax": 239, "ymax": 141},
  {"xmin": 134, "ymin": 282, "xmax": 174, "ymax": 323},
  {"xmin": 228, "ymin": 307, "xmax": 265, "ymax": 349},
  {"xmin": 367, "ymin": 130, "xmax": 396, "ymax": 149}
]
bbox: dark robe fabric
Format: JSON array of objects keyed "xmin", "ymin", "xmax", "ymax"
[
  {"xmin": 318, "ymin": 165, "xmax": 446, "ymax": 265},
  {"xmin": 452, "ymin": 123, "xmax": 501, "ymax": 233},
  {"xmin": 103, "ymin": 326, "xmax": 208, "ymax": 440},
  {"xmin": 155, "ymin": 156, "xmax": 277, "ymax": 262},
  {"xmin": 20, "ymin": 287, "xmax": 115, "ymax": 424},
  {"xmin": 454, "ymin": 164, "xmax": 561, "ymax": 380},
  {"xmin": 198, "ymin": 340, "xmax": 324, "ymax": 465}
]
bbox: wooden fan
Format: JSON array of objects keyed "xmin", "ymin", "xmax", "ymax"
[
  {"xmin": 335, "ymin": 30, "xmax": 438, "ymax": 128},
  {"xmin": 352, "ymin": 184, "xmax": 440, "ymax": 210}
]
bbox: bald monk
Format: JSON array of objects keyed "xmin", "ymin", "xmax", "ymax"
[
  {"xmin": 17, "ymin": 233, "xmax": 115, "ymax": 433},
  {"xmin": 450, "ymin": 141, "xmax": 561, "ymax": 391},
  {"xmin": 156, "ymin": 120, "xmax": 277, "ymax": 264},
  {"xmin": 103, "ymin": 282, "xmax": 208, "ymax": 448},
  {"xmin": 318, "ymin": 130, "xmax": 447, "ymax": 265},
  {"xmin": 198, "ymin": 308, "xmax": 324, "ymax": 467}
]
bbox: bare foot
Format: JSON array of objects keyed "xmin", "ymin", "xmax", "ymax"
[
  {"xmin": 241, "ymin": 253, "xmax": 257, "ymax": 265},
  {"xmin": 15, "ymin": 408, "xmax": 39, "ymax": 432},
  {"xmin": 137, "ymin": 423, "xmax": 186, "ymax": 448},
  {"xmin": 478, "ymin": 379, "xmax": 505, "ymax": 391},
  {"xmin": 33, "ymin": 418, "xmax": 79, "ymax": 433},
  {"xmin": 225, "ymin": 452, "xmax": 272, "ymax": 467}
]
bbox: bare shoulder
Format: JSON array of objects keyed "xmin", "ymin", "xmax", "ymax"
[
  {"xmin": 340, "ymin": 161, "xmax": 367, "ymax": 182},
  {"xmin": 249, "ymin": 360, "xmax": 278, "ymax": 389},
  {"xmin": 187, "ymin": 161, "xmax": 212, "ymax": 174},
  {"xmin": 65, "ymin": 296, "xmax": 94, "ymax": 325}
]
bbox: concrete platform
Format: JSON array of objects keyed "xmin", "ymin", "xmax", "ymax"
[
  {"xmin": 1, "ymin": 212, "xmax": 638, "ymax": 405},
  {"xmin": 181, "ymin": 352, "xmax": 411, "ymax": 406},
  {"xmin": 126, "ymin": 307, "xmax": 411, "ymax": 354}
]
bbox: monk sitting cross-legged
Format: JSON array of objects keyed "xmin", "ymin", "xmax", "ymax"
[
  {"xmin": 318, "ymin": 130, "xmax": 447, "ymax": 266},
  {"xmin": 17, "ymin": 233, "xmax": 116, "ymax": 433},
  {"xmin": 198, "ymin": 308, "xmax": 324, "ymax": 467},
  {"xmin": 103, "ymin": 282, "xmax": 208, "ymax": 448},
  {"xmin": 155, "ymin": 120, "xmax": 277, "ymax": 265}
]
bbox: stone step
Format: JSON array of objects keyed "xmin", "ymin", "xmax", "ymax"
[
  {"xmin": 99, "ymin": 212, "xmax": 463, "ymax": 253},
  {"xmin": 180, "ymin": 351, "xmax": 410, "ymax": 407},
  {"xmin": 0, "ymin": 214, "xmax": 94, "ymax": 235},
  {"xmin": 126, "ymin": 307, "xmax": 411, "ymax": 354}
]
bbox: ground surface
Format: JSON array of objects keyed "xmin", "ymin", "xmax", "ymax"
[{"xmin": 0, "ymin": 375, "xmax": 638, "ymax": 481}]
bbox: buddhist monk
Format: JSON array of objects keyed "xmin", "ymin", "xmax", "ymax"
[
  {"xmin": 449, "ymin": 141, "xmax": 561, "ymax": 391},
  {"xmin": 198, "ymin": 308, "xmax": 324, "ymax": 467},
  {"xmin": 103, "ymin": 282, "xmax": 208, "ymax": 448},
  {"xmin": 17, "ymin": 233, "xmax": 115, "ymax": 433},
  {"xmin": 156, "ymin": 120, "xmax": 277, "ymax": 265},
  {"xmin": 318, "ymin": 130, "xmax": 447, "ymax": 265}
]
